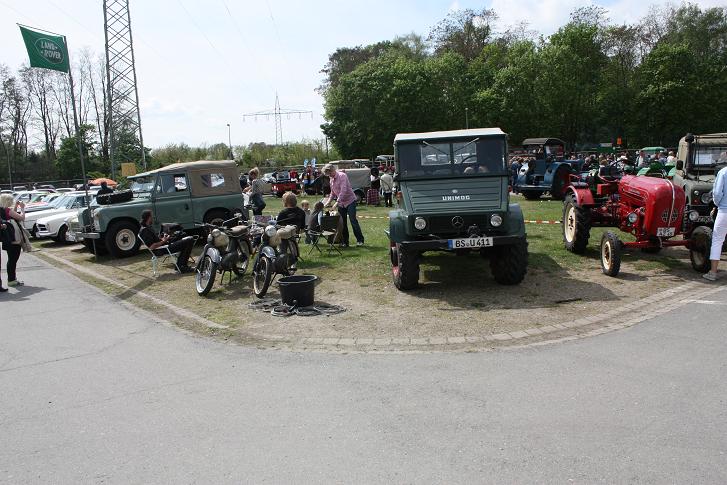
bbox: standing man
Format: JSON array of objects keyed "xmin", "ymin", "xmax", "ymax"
[
  {"xmin": 380, "ymin": 169, "xmax": 394, "ymax": 208},
  {"xmin": 322, "ymin": 163, "xmax": 364, "ymax": 247},
  {"xmin": 703, "ymin": 161, "xmax": 727, "ymax": 281}
]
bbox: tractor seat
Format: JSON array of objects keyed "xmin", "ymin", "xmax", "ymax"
[
  {"xmin": 229, "ymin": 225, "xmax": 249, "ymax": 236},
  {"xmin": 598, "ymin": 165, "xmax": 622, "ymax": 180}
]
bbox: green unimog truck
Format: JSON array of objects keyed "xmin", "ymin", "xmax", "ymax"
[
  {"xmin": 386, "ymin": 128, "xmax": 528, "ymax": 290},
  {"xmin": 76, "ymin": 160, "xmax": 245, "ymax": 258},
  {"xmin": 673, "ymin": 133, "xmax": 727, "ymax": 228}
]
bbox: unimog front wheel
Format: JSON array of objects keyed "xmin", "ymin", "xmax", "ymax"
[
  {"xmin": 391, "ymin": 243, "xmax": 419, "ymax": 290},
  {"xmin": 689, "ymin": 226, "xmax": 712, "ymax": 273},
  {"xmin": 489, "ymin": 239, "xmax": 528, "ymax": 285},
  {"xmin": 600, "ymin": 231, "xmax": 622, "ymax": 277},
  {"xmin": 563, "ymin": 195, "xmax": 591, "ymax": 254}
]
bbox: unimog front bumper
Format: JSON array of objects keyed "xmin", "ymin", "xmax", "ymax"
[{"xmin": 389, "ymin": 234, "xmax": 524, "ymax": 252}]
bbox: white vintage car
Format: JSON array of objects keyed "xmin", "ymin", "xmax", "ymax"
[
  {"xmin": 23, "ymin": 193, "xmax": 88, "ymax": 237},
  {"xmin": 36, "ymin": 209, "xmax": 82, "ymax": 243}
]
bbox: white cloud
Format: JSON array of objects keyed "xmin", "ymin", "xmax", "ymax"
[{"xmin": 449, "ymin": 0, "xmax": 461, "ymax": 12}]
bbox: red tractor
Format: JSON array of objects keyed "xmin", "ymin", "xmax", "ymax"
[{"xmin": 562, "ymin": 168, "xmax": 710, "ymax": 276}]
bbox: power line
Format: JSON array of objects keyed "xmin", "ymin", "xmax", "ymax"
[
  {"xmin": 219, "ymin": 0, "xmax": 275, "ymax": 95},
  {"xmin": 174, "ymin": 0, "xmax": 226, "ymax": 61}
]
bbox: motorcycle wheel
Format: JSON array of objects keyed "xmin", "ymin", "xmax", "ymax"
[
  {"xmin": 283, "ymin": 239, "xmax": 299, "ymax": 275},
  {"xmin": 195, "ymin": 254, "xmax": 218, "ymax": 296},
  {"xmin": 253, "ymin": 255, "xmax": 274, "ymax": 298},
  {"xmin": 231, "ymin": 241, "xmax": 252, "ymax": 277}
]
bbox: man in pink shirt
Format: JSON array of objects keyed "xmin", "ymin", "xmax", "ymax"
[{"xmin": 322, "ymin": 163, "xmax": 364, "ymax": 247}]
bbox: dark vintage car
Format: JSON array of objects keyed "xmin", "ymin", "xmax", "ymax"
[{"xmin": 514, "ymin": 137, "xmax": 584, "ymax": 200}]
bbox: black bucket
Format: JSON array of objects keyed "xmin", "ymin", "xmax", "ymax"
[{"xmin": 278, "ymin": 275, "xmax": 318, "ymax": 307}]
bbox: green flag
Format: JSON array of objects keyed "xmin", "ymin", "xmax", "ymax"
[{"xmin": 18, "ymin": 25, "xmax": 70, "ymax": 73}]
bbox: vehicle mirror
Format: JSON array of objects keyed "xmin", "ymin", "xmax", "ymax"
[
  {"xmin": 685, "ymin": 133, "xmax": 695, "ymax": 143},
  {"xmin": 676, "ymin": 160, "xmax": 684, "ymax": 170}
]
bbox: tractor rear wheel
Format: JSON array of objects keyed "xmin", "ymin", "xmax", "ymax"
[
  {"xmin": 563, "ymin": 195, "xmax": 591, "ymax": 254},
  {"xmin": 489, "ymin": 239, "xmax": 528, "ymax": 285},
  {"xmin": 689, "ymin": 226, "xmax": 712, "ymax": 273},
  {"xmin": 600, "ymin": 231, "xmax": 622, "ymax": 277},
  {"xmin": 391, "ymin": 243, "xmax": 419, "ymax": 290}
]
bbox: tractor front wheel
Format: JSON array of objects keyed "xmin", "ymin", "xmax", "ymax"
[
  {"xmin": 489, "ymin": 240, "xmax": 528, "ymax": 285},
  {"xmin": 563, "ymin": 195, "xmax": 591, "ymax": 253},
  {"xmin": 689, "ymin": 226, "xmax": 712, "ymax": 273},
  {"xmin": 600, "ymin": 231, "xmax": 622, "ymax": 277},
  {"xmin": 391, "ymin": 243, "xmax": 419, "ymax": 290}
]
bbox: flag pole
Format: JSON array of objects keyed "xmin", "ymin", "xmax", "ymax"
[{"xmin": 65, "ymin": 36, "xmax": 97, "ymax": 258}]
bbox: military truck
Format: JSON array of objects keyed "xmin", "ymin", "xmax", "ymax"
[
  {"xmin": 386, "ymin": 128, "xmax": 528, "ymax": 290},
  {"xmin": 76, "ymin": 161, "xmax": 244, "ymax": 257},
  {"xmin": 673, "ymin": 133, "xmax": 727, "ymax": 229}
]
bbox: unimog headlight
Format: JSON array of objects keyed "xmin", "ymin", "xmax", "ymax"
[
  {"xmin": 490, "ymin": 214, "xmax": 503, "ymax": 227},
  {"xmin": 688, "ymin": 210, "xmax": 700, "ymax": 222},
  {"xmin": 414, "ymin": 217, "xmax": 427, "ymax": 230},
  {"xmin": 700, "ymin": 192, "xmax": 713, "ymax": 205},
  {"xmin": 628, "ymin": 212, "xmax": 638, "ymax": 224}
]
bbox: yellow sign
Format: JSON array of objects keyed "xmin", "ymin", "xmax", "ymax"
[{"xmin": 121, "ymin": 163, "xmax": 137, "ymax": 177}]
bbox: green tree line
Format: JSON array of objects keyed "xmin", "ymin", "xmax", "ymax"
[{"xmin": 320, "ymin": 4, "xmax": 727, "ymax": 157}]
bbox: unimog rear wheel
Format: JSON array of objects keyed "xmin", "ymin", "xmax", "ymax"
[
  {"xmin": 689, "ymin": 226, "xmax": 712, "ymax": 273},
  {"xmin": 391, "ymin": 243, "xmax": 419, "ymax": 290},
  {"xmin": 489, "ymin": 240, "xmax": 528, "ymax": 285},
  {"xmin": 563, "ymin": 194, "xmax": 591, "ymax": 253},
  {"xmin": 600, "ymin": 231, "xmax": 622, "ymax": 277}
]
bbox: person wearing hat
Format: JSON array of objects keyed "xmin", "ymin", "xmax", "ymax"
[{"xmin": 321, "ymin": 163, "xmax": 364, "ymax": 247}]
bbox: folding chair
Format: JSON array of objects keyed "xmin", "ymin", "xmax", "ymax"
[
  {"xmin": 139, "ymin": 232, "xmax": 196, "ymax": 277},
  {"xmin": 307, "ymin": 215, "xmax": 342, "ymax": 256}
]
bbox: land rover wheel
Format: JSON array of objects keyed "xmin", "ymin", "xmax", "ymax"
[
  {"xmin": 600, "ymin": 231, "xmax": 622, "ymax": 277},
  {"xmin": 391, "ymin": 243, "xmax": 419, "ymax": 290},
  {"xmin": 563, "ymin": 195, "xmax": 591, "ymax": 253},
  {"xmin": 489, "ymin": 240, "xmax": 528, "ymax": 285},
  {"xmin": 204, "ymin": 209, "xmax": 228, "ymax": 227},
  {"xmin": 523, "ymin": 191, "xmax": 542, "ymax": 200},
  {"xmin": 689, "ymin": 226, "xmax": 712, "ymax": 273},
  {"xmin": 105, "ymin": 221, "xmax": 141, "ymax": 258}
]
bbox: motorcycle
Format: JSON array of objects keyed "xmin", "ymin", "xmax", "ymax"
[
  {"xmin": 195, "ymin": 214, "xmax": 255, "ymax": 296},
  {"xmin": 252, "ymin": 220, "xmax": 300, "ymax": 298}
]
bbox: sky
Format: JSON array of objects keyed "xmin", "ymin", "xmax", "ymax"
[{"xmin": 0, "ymin": 0, "xmax": 723, "ymax": 150}]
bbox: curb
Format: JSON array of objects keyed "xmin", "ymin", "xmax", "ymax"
[{"xmin": 36, "ymin": 249, "xmax": 725, "ymax": 353}]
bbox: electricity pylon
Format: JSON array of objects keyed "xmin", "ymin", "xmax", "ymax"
[
  {"xmin": 103, "ymin": 0, "xmax": 146, "ymax": 177},
  {"xmin": 243, "ymin": 93, "xmax": 312, "ymax": 145}
]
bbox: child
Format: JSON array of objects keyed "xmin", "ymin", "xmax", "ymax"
[
  {"xmin": 276, "ymin": 191, "xmax": 307, "ymax": 230},
  {"xmin": 301, "ymin": 199, "xmax": 311, "ymax": 226}
]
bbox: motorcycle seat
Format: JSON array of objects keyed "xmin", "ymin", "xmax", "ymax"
[
  {"xmin": 229, "ymin": 225, "xmax": 249, "ymax": 236},
  {"xmin": 277, "ymin": 225, "xmax": 298, "ymax": 239}
]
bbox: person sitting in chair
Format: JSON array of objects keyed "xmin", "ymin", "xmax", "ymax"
[
  {"xmin": 138, "ymin": 209, "xmax": 195, "ymax": 273},
  {"xmin": 276, "ymin": 191, "xmax": 307, "ymax": 231}
]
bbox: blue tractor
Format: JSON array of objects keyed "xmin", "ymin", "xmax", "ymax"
[{"xmin": 513, "ymin": 138, "xmax": 584, "ymax": 200}]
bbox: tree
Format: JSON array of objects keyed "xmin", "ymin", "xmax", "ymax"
[
  {"xmin": 428, "ymin": 8, "xmax": 497, "ymax": 61},
  {"xmin": 55, "ymin": 124, "xmax": 98, "ymax": 179}
]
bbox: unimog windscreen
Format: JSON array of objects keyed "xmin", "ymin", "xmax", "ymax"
[{"xmin": 396, "ymin": 137, "xmax": 506, "ymax": 179}]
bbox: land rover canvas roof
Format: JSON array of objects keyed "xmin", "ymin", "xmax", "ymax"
[
  {"xmin": 129, "ymin": 160, "xmax": 237, "ymax": 179},
  {"xmin": 394, "ymin": 128, "xmax": 506, "ymax": 143}
]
